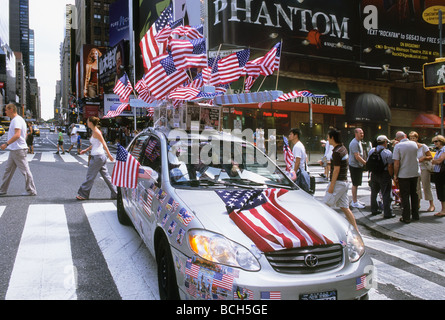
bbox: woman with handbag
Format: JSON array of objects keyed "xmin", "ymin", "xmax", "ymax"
[
  {"xmin": 409, "ymin": 131, "xmax": 434, "ymax": 212},
  {"xmin": 431, "ymin": 135, "xmax": 445, "ymax": 217}
]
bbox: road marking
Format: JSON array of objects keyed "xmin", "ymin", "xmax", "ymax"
[
  {"xmin": 0, "ymin": 206, "xmax": 5, "ymax": 219},
  {"xmin": 83, "ymin": 202, "xmax": 159, "ymax": 300},
  {"xmin": 40, "ymin": 152, "xmax": 56, "ymax": 163},
  {"xmin": 5, "ymin": 204, "xmax": 77, "ymax": 300}
]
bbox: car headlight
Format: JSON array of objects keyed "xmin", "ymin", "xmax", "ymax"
[
  {"xmin": 188, "ymin": 230, "xmax": 260, "ymax": 271},
  {"xmin": 346, "ymin": 225, "xmax": 365, "ymax": 262}
]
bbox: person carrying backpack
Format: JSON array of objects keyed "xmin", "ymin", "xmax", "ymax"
[{"xmin": 367, "ymin": 135, "xmax": 395, "ymax": 219}]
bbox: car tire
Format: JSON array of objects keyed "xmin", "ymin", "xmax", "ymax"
[
  {"xmin": 116, "ymin": 187, "xmax": 132, "ymax": 226},
  {"xmin": 156, "ymin": 235, "xmax": 180, "ymax": 300}
]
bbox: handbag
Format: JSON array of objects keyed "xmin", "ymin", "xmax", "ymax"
[{"xmin": 425, "ymin": 160, "xmax": 434, "ymax": 173}]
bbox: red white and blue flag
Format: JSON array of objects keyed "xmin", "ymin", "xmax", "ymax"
[
  {"xmin": 144, "ymin": 52, "xmax": 189, "ymax": 100},
  {"xmin": 282, "ymin": 136, "xmax": 294, "ymax": 172},
  {"xmin": 103, "ymin": 103, "xmax": 130, "ymax": 119},
  {"xmin": 217, "ymin": 49, "xmax": 250, "ymax": 84},
  {"xmin": 113, "ymin": 73, "xmax": 133, "ymax": 102},
  {"xmin": 139, "ymin": 3, "xmax": 173, "ymax": 71},
  {"xmin": 170, "ymin": 38, "xmax": 207, "ymax": 71},
  {"xmin": 216, "ymin": 188, "xmax": 333, "ymax": 252},
  {"xmin": 273, "ymin": 90, "xmax": 325, "ymax": 102},
  {"xmin": 111, "ymin": 144, "xmax": 140, "ymax": 189}
]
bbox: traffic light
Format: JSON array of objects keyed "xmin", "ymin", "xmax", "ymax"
[{"xmin": 423, "ymin": 58, "xmax": 445, "ymax": 90}]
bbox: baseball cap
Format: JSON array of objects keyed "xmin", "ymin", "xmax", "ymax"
[{"xmin": 376, "ymin": 135, "xmax": 390, "ymax": 143}]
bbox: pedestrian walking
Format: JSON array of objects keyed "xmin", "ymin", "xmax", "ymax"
[
  {"xmin": 431, "ymin": 135, "xmax": 445, "ymax": 217},
  {"xmin": 349, "ymin": 128, "xmax": 367, "ymax": 209},
  {"xmin": 393, "ymin": 131, "xmax": 420, "ymax": 223},
  {"xmin": 67, "ymin": 124, "xmax": 78, "ymax": 154},
  {"xmin": 288, "ymin": 128, "xmax": 310, "ymax": 192},
  {"xmin": 55, "ymin": 127, "xmax": 65, "ymax": 155},
  {"xmin": 77, "ymin": 116, "xmax": 117, "ymax": 200},
  {"xmin": 367, "ymin": 135, "xmax": 395, "ymax": 219},
  {"xmin": 408, "ymin": 131, "xmax": 435, "ymax": 212},
  {"xmin": 26, "ymin": 122, "xmax": 34, "ymax": 154},
  {"xmin": 322, "ymin": 128, "xmax": 358, "ymax": 231},
  {"xmin": 0, "ymin": 104, "xmax": 37, "ymax": 196}
]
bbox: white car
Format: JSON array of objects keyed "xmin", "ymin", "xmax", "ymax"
[
  {"xmin": 73, "ymin": 124, "xmax": 88, "ymax": 139},
  {"xmin": 116, "ymin": 127, "xmax": 374, "ymax": 300}
]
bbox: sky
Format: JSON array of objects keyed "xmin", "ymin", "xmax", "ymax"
[{"xmin": 29, "ymin": 0, "xmax": 74, "ymax": 121}]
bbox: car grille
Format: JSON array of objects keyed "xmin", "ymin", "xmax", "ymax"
[{"xmin": 264, "ymin": 244, "xmax": 344, "ymax": 274}]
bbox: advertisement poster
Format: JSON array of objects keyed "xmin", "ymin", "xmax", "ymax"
[
  {"xmin": 361, "ymin": 0, "xmax": 445, "ymax": 70},
  {"xmin": 99, "ymin": 40, "xmax": 129, "ymax": 94},
  {"xmin": 81, "ymin": 45, "xmax": 107, "ymax": 99},
  {"xmin": 208, "ymin": 0, "xmax": 360, "ymax": 62}
]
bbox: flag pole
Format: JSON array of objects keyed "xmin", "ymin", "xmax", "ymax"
[
  {"xmin": 275, "ymin": 39, "xmax": 283, "ymax": 91},
  {"xmin": 256, "ymin": 76, "xmax": 267, "ymax": 92}
]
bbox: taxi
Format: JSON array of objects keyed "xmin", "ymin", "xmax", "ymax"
[
  {"xmin": 116, "ymin": 127, "xmax": 374, "ymax": 300},
  {"xmin": 32, "ymin": 125, "xmax": 40, "ymax": 136},
  {"xmin": 0, "ymin": 125, "xmax": 5, "ymax": 136}
]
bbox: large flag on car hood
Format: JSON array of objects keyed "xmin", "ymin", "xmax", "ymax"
[{"xmin": 216, "ymin": 188, "xmax": 333, "ymax": 252}]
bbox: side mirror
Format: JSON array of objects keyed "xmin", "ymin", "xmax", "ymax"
[{"xmin": 138, "ymin": 166, "xmax": 159, "ymax": 181}]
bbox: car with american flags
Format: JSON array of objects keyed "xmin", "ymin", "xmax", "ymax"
[{"xmin": 116, "ymin": 127, "xmax": 374, "ymax": 300}]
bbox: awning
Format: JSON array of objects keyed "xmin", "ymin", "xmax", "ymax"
[
  {"xmin": 348, "ymin": 93, "xmax": 391, "ymax": 123},
  {"xmin": 412, "ymin": 113, "xmax": 444, "ymax": 128}
]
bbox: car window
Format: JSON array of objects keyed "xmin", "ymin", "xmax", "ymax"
[
  {"xmin": 141, "ymin": 136, "xmax": 162, "ymax": 174},
  {"xmin": 128, "ymin": 134, "xmax": 149, "ymax": 162}
]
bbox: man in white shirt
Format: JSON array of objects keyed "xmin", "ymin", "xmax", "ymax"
[
  {"xmin": 288, "ymin": 128, "xmax": 307, "ymax": 173},
  {"xmin": 0, "ymin": 104, "xmax": 37, "ymax": 196},
  {"xmin": 393, "ymin": 131, "xmax": 420, "ymax": 223}
]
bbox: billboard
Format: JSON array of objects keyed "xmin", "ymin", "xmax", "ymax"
[
  {"xmin": 99, "ymin": 40, "xmax": 129, "ymax": 94},
  {"xmin": 207, "ymin": 0, "xmax": 361, "ymax": 62},
  {"xmin": 81, "ymin": 45, "xmax": 107, "ymax": 99},
  {"xmin": 360, "ymin": 0, "xmax": 445, "ymax": 70},
  {"xmin": 109, "ymin": 0, "xmax": 130, "ymax": 47}
]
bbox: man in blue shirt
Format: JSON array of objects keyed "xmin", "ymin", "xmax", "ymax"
[{"xmin": 367, "ymin": 135, "xmax": 395, "ymax": 219}]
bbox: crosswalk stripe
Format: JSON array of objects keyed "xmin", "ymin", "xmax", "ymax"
[
  {"xmin": 5, "ymin": 204, "xmax": 77, "ymax": 300},
  {"xmin": 83, "ymin": 202, "xmax": 159, "ymax": 300},
  {"xmin": 372, "ymin": 258, "xmax": 445, "ymax": 300},
  {"xmin": 364, "ymin": 236, "xmax": 445, "ymax": 278},
  {"xmin": 40, "ymin": 152, "xmax": 56, "ymax": 163},
  {"xmin": 0, "ymin": 152, "xmax": 9, "ymax": 163},
  {"xmin": 59, "ymin": 153, "xmax": 80, "ymax": 163},
  {"xmin": 0, "ymin": 206, "xmax": 5, "ymax": 219}
]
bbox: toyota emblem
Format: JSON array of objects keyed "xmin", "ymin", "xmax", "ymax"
[{"xmin": 304, "ymin": 254, "xmax": 319, "ymax": 268}]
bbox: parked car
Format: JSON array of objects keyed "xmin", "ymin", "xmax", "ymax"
[
  {"xmin": 49, "ymin": 126, "xmax": 55, "ymax": 132},
  {"xmin": 0, "ymin": 125, "xmax": 5, "ymax": 136},
  {"xmin": 116, "ymin": 127, "xmax": 374, "ymax": 300}
]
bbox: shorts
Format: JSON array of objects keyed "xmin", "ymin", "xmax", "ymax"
[
  {"xmin": 323, "ymin": 180, "xmax": 349, "ymax": 209},
  {"xmin": 349, "ymin": 166, "xmax": 364, "ymax": 186},
  {"xmin": 58, "ymin": 141, "xmax": 64, "ymax": 146}
]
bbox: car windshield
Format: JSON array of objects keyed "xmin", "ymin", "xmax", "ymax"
[{"xmin": 167, "ymin": 133, "xmax": 296, "ymax": 189}]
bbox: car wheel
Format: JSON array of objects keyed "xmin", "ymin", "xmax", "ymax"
[
  {"xmin": 116, "ymin": 187, "xmax": 132, "ymax": 226},
  {"xmin": 156, "ymin": 235, "xmax": 180, "ymax": 300}
]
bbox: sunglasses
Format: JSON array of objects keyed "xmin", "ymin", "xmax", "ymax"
[{"xmin": 433, "ymin": 140, "xmax": 440, "ymax": 143}]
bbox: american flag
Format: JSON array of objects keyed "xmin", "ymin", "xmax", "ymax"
[
  {"xmin": 203, "ymin": 56, "xmax": 222, "ymax": 86},
  {"xmin": 168, "ymin": 86, "xmax": 200, "ymax": 101},
  {"xmin": 213, "ymin": 272, "xmax": 234, "ymax": 291},
  {"xmin": 356, "ymin": 275, "xmax": 367, "ymax": 290},
  {"xmin": 139, "ymin": 3, "xmax": 173, "ymax": 71},
  {"xmin": 113, "ymin": 73, "xmax": 133, "ymax": 102},
  {"xmin": 260, "ymin": 291, "xmax": 281, "ymax": 300},
  {"xmin": 258, "ymin": 42, "xmax": 281, "ymax": 76},
  {"xmin": 216, "ymin": 188, "xmax": 333, "ymax": 252},
  {"xmin": 140, "ymin": 191, "xmax": 153, "ymax": 216},
  {"xmin": 111, "ymin": 144, "xmax": 140, "ymax": 189},
  {"xmin": 190, "ymin": 72, "xmax": 204, "ymax": 89},
  {"xmin": 217, "ymin": 49, "xmax": 250, "ymax": 84},
  {"xmin": 177, "ymin": 207, "xmax": 193, "ymax": 226},
  {"xmin": 273, "ymin": 90, "xmax": 326, "ymax": 102},
  {"xmin": 283, "ymin": 136, "xmax": 294, "ymax": 172},
  {"xmin": 170, "ymin": 38, "xmax": 207, "ymax": 71},
  {"xmin": 185, "ymin": 260, "xmax": 200, "ymax": 278},
  {"xmin": 171, "ymin": 24, "xmax": 204, "ymax": 40},
  {"xmin": 103, "ymin": 103, "xmax": 130, "ymax": 119},
  {"xmin": 244, "ymin": 75, "xmax": 257, "ymax": 92},
  {"xmin": 144, "ymin": 52, "xmax": 189, "ymax": 100}
]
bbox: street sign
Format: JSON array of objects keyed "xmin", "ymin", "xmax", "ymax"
[{"xmin": 423, "ymin": 58, "xmax": 445, "ymax": 90}]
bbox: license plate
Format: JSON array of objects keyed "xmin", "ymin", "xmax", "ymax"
[{"xmin": 300, "ymin": 290, "xmax": 337, "ymax": 300}]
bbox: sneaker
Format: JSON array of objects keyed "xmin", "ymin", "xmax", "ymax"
[
  {"xmin": 22, "ymin": 192, "xmax": 37, "ymax": 196},
  {"xmin": 54, "ymin": 152, "xmax": 59, "ymax": 154},
  {"xmin": 351, "ymin": 201, "xmax": 365, "ymax": 209}
]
